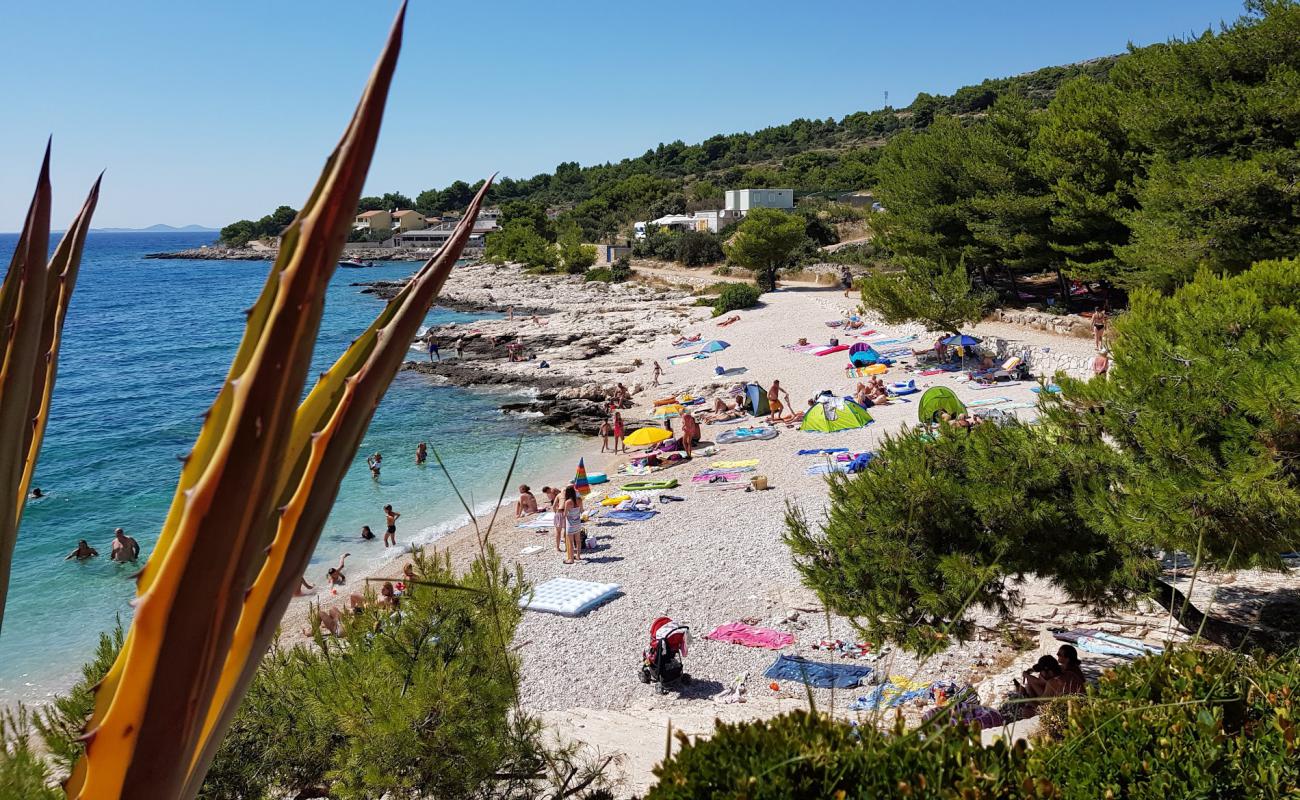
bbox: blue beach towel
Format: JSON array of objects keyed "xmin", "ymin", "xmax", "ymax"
[
  {"xmin": 850, "ymin": 684, "xmax": 933, "ymax": 711},
  {"xmin": 763, "ymin": 654, "xmax": 873, "ymax": 689},
  {"xmin": 798, "ymin": 448, "xmax": 849, "ymax": 455},
  {"xmin": 605, "ymin": 510, "xmax": 658, "ymax": 522},
  {"xmin": 806, "ymin": 463, "xmax": 850, "ymax": 475}
]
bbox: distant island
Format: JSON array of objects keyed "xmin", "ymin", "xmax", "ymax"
[{"xmin": 92, "ymin": 224, "xmax": 217, "ymax": 233}]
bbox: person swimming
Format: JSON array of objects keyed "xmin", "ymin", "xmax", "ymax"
[
  {"xmin": 415, "ymin": 442, "xmax": 428, "ymax": 465},
  {"xmin": 326, "ymin": 553, "xmax": 351, "ymax": 586},
  {"xmin": 29, "ymin": 487, "xmax": 43, "ymax": 499},
  {"xmin": 367, "ymin": 452, "xmax": 382, "ymax": 479},
  {"xmin": 65, "ymin": 540, "xmax": 98, "ymax": 561},
  {"xmin": 360, "ymin": 525, "xmax": 376, "ymax": 541}
]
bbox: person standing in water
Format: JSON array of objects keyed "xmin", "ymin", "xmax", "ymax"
[
  {"xmin": 367, "ymin": 452, "xmax": 382, "ymax": 479},
  {"xmin": 110, "ymin": 528, "xmax": 140, "ymax": 563},
  {"xmin": 415, "ymin": 442, "xmax": 428, "ymax": 465},
  {"xmin": 383, "ymin": 504, "xmax": 400, "ymax": 547},
  {"xmin": 65, "ymin": 540, "xmax": 98, "ymax": 561}
]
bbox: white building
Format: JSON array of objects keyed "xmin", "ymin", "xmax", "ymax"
[{"xmin": 724, "ymin": 188, "xmax": 794, "ymax": 213}]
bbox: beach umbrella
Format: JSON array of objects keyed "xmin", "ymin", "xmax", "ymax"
[
  {"xmin": 652, "ymin": 403, "xmax": 684, "ymax": 419},
  {"xmin": 573, "ymin": 457, "xmax": 591, "ymax": 496},
  {"xmin": 698, "ymin": 339, "xmax": 731, "ymax": 356},
  {"xmin": 941, "ymin": 333, "xmax": 981, "ymax": 368},
  {"xmin": 624, "ymin": 427, "xmax": 672, "ymax": 447}
]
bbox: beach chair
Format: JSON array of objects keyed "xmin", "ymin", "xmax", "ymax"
[{"xmin": 973, "ymin": 356, "xmax": 1027, "ymax": 384}]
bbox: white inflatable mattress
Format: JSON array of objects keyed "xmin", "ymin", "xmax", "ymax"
[{"xmin": 521, "ymin": 578, "xmax": 622, "ymax": 617}]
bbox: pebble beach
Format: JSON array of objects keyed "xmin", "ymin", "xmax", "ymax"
[{"xmin": 285, "ymin": 262, "xmax": 1292, "ymax": 796}]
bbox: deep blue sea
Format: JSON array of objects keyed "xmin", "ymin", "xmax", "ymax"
[{"xmin": 0, "ymin": 232, "xmax": 578, "ymax": 704}]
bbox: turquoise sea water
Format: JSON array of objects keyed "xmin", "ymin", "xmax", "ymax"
[{"xmin": 0, "ymin": 232, "xmax": 579, "ymax": 704}]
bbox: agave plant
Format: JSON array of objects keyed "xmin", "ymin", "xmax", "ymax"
[
  {"xmin": 0, "ymin": 144, "xmax": 101, "ymax": 633},
  {"xmin": 65, "ymin": 4, "xmax": 493, "ymax": 797}
]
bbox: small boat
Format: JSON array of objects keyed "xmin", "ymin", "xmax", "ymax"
[{"xmin": 338, "ymin": 259, "xmax": 374, "ymax": 268}]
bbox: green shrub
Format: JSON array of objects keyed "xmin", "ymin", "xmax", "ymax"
[
  {"xmin": 584, "ymin": 267, "xmax": 614, "ymax": 282},
  {"xmin": 711, "ymin": 283, "xmax": 762, "ymax": 316},
  {"xmin": 647, "ymin": 650, "xmax": 1300, "ymax": 799},
  {"xmin": 0, "ymin": 708, "xmax": 61, "ymax": 800},
  {"xmin": 712, "ymin": 264, "xmax": 732, "ymax": 276},
  {"xmin": 610, "ymin": 256, "xmax": 632, "ymax": 283},
  {"xmin": 1031, "ymin": 650, "xmax": 1300, "ymax": 799},
  {"xmin": 648, "ymin": 710, "xmax": 1025, "ymax": 799},
  {"xmin": 675, "ymin": 230, "xmax": 725, "ymax": 266}
]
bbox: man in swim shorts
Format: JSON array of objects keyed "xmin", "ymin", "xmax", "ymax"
[
  {"xmin": 767, "ymin": 379, "xmax": 792, "ymax": 423},
  {"xmin": 110, "ymin": 528, "xmax": 140, "ymax": 563}
]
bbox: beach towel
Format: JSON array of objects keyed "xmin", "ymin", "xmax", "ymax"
[
  {"xmin": 970, "ymin": 381, "xmax": 1021, "ymax": 390},
  {"xmin": 917, "ymin": 369, "xmax": 947, "ymax": 376},
  {"xmin": 1032, "ymin": 384, "xmax": 1062, "ymax": 394},
  {"xmin": 691, "ymin": 471, "xmax": 745, "ymax": 483},
  {"xmin": 964, "ymin": 397, "xmax": 1011, "ymax": 407},
  {"xmin": 806, "ymin": 463, "xmax": 850, "ymax": 475},
  {"xmin": 668, "ymin": 353, "xmax": 699, "ymax": 366},
  {"xmin": 1000, "ymin": 402, "xmax": 1038, "ymax": 411},
  {"xmin": 763, "ymin": 654, "xmax": 873, "ymax": 689},
  {"xmin": 782, "ymin": 343, "xmax": 823, "ymax": 353},
  {"xmin": 517, "ymin": 512, "xmax": 556, "ymax": 529},
  {"xmin": 814, "ymin": 345, "xmax": 850, "ymax": 357},
  {"xmin": 695, "ymin": 481, "xmax": 750, "ymax": 492},
  {"xmin": 605, "ymin": 509, "xmax": 658, "ymax": 522},
  {"xmin": 706, "ymin": 622, "xmax": 795, "ymax": 650},
  {"xmin": 798, "ymin": 448, "xmax": 849, "ymax": 455},
  {"xmin": 849, "ymin": 675, "xmax": 934, "ymax": 711},
  {"xmin": 711, "ymin": 459, "xmax": 760, "ymax": 469}
]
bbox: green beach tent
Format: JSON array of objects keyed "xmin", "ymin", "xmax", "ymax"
[
  {"xmin": 918, "ymin": 386, "xmax": 965, "ymax": 424},
  {"xmin": 800, "ymin": 399, "xmax": 874, "ymax": 433}
]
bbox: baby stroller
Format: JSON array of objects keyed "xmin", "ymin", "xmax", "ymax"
[{"xmin": 639, "ymin": 616, "xmax": 691, "ymax": 693}]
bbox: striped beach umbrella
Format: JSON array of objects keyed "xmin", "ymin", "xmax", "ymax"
[{"xmin": 573, "ymin": 457, "xmax": 591, "ymax": 496}]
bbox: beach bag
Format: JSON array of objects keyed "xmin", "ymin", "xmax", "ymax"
[{"xmin": 829, "ymin": 337, "xmax": 840, "ymax": 346}]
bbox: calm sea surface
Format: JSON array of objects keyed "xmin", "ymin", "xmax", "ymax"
[{"xmin": 0, "ymin": 232, "xmax": 577, "ymax": 703}]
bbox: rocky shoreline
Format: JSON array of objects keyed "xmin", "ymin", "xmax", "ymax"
[
  {"xmin": 145, "ymin": 245, "xmax": 452, "ymax": 261},
  {"xmin": 369, "ymin": 262, "xmax": 714, "ymax": 435}
]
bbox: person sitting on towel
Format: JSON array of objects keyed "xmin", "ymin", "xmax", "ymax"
[{"xmin": 515, "ymin": 485, "xmax": 539, "ymax": 518}]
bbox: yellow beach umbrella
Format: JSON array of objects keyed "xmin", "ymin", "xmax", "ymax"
[
  {"xmin": 624, "ymin": 427, "xmax": 672, "ymax": 447},
  {"xmin": 651, "ymin": 403, "xmax": 685, "ymax": 418}
]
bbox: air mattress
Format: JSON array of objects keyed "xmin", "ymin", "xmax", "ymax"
[
  {"xmin": 716, "ymin": 427, "xmax": 779, "ymax": 444},
  {"xmin": 521, "ymin": 578, "xmax": 622, "ymax": 616}
]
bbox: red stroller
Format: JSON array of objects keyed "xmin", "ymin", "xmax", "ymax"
[{"xmin": 639, "ymin": 616, "xmax": 691, "ymax": 693}]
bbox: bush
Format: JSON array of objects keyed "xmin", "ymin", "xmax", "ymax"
[
  {"xmin": 711, "ymin": 283, "xmax": 762, "ymax": 316},
  {"xmin": 649, "ymin": 710, "xmax": 1024, "ymax": 799},
  {"xmin": 712, "ymin": 264, "xmax": 732, "ymax": 276},
  {"xmin": 610, "ymin": 256, "xmax": 632, "ymax": 283},
  {"xmin": 584, "ymin": 267, "xmax": 614, "ymax": 282},
  {"xmin": 1033, "ymin": 649, "xmax": 1300, "ymax": 798},
  {"xmin": 647, "ymin": 649, "xmax": 1300, "ymax": 799},
  {"xmin": 201, "ymin": 548, "xmax": 530, "ymax": 799},
  {"xmin": 674, "ymin": 230, "xmax": 725, "ymax": 266}
]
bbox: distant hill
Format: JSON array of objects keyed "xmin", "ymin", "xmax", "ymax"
[{"xmin": 92, "ymin": 224, "xmax": 217, "ymax": 233}]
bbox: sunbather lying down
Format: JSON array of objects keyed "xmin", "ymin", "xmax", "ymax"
[
  {"xmin": 672, "ymin": 333, "xmax": 702, "ymax": 346},
  {"xmin": 699, "ymin": 396, "xmax": 746, "ymax": 423},
  {"xmin": 717, "ymin": 315, "xmax": 740, "ymax": 327}
]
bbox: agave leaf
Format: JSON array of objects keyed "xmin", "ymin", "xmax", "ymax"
[
  {"xmin": 0, "ymin": 144, "xmax": 58, "ymax": 633},
  {"xmin": 184, "ymin": 178, "xmax": 492, "ymax": 793},
  {"xmin": 0, "ymin": 151, "xmax": 98, "ymax": 636},
  {"xmin": 17, "ymin": 174, "xmax": 102, "ymax": 513},
  {"xmin": 66, "ymin": 7, "xmax": 405, "ymax": 799}
]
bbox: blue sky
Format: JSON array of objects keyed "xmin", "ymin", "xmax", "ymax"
[{"xmin": 1, "ymin": 0, "xmax": 1247, "ymax": 230}]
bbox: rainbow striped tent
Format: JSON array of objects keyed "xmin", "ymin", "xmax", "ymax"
[{"xmin": 573, "ymin": 457, "xmax": 591, "ymax": 496}]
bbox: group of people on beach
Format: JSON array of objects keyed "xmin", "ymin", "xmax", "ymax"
[{"xmin": 514, "ymin": 483, "xmax": 589, "ymax": 565}]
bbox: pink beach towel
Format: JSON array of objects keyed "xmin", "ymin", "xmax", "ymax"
[
  {"xmin": 814, "ymin": 345, "xmax": 850, "ymax": 357},
  {"xmin": 705, "ymin": 622, "xmax": 795, "ymax": 649}
]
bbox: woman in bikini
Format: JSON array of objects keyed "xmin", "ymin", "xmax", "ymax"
[
  {"xmin": 1092, "ymin": 306, "xmax": 1108, "ymax": 350},
  {"xmin": 561, "ymin": 484, "xmax": 585, "ymax": 564},
  {"xmin": 612, "ymin": 411, "xmax": 625, "ymax": 453},
  {"xmin": 383, "ymin": 504, "xmax": 400, "ymax": 547}
]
